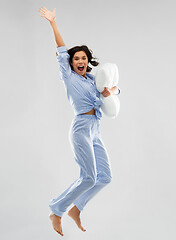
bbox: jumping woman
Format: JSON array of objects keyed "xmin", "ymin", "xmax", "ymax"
[{"xmin": 38, "ymin": 6, "xmax": 120, "ymax": 236}]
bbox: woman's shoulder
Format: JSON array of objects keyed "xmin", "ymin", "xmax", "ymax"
[{"xmin": 86, "ymin": 73, "xmax": 95, "ymax": 81}]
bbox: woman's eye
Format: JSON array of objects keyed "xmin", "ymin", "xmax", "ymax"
[{"xmin": 74, "ymin": 57, "xmax": 86, "ymax": 60}]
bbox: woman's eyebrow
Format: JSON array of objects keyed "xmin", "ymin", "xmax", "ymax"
[{"xmin": 74, "ymin": 56, "xmax": 86, "ymax": 58}]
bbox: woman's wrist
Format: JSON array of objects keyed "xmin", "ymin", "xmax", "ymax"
[
  {"xmin": 110, "ymin": 86, "xmax": 119, "ymax": 95},
  {"xmin": 50, "ymin": 19, "xmax": 56, "ymax": 25}
]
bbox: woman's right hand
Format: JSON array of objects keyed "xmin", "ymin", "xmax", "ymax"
[{"xmin": 38, "ymin": 6, "xmax": 56, "ymax": 23}]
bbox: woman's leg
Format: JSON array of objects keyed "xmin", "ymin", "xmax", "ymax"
[
  {"xmin": 49, "ymin": 117, "xmax": 97, "ymax": 217},
  {"xmin": 73, "ymin": 134, "xmax": 112, "ymax": 212}
]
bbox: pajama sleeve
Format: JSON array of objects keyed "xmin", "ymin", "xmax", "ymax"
[
  {"xmin": 56, "ymin": 46, "xmax": 72, "ymax": 84},
  {"xmin": 115, "ymin": 86, "xmax": 121, "ymax": 95},
  {"xmin": 117, "ymin": 87, "xmax": 121, "ymax": 95}
]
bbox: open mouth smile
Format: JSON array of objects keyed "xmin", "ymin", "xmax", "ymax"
[{"xmin": 77, "ymin": 66, "xmax": 84, "ymax": 72}]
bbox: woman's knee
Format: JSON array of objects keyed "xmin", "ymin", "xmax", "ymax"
[
  {"xmin": 106, "ymin": 176, "xmax": 112, "ymax": 184},
  {"xmin": 83, "ymin": 176, "xmax": 96, "ymax": 188},
  {"xmin": 98, "ymin": 175, "xmax": 112, "ymax": 184}
]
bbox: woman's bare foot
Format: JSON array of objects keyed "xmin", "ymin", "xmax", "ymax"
[
  {"xmin": 67, "ymin": 205, "xmax": 86, "ymax": 232},
  {"xmin": 49, "ymin": 212, "xmax": 64, "ymax": 236}
]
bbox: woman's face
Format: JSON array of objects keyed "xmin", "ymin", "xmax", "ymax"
[{"xmin": 71, "ymin": 51, "xmax": 88, "ymax": 78}]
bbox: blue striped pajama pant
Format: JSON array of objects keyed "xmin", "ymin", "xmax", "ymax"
[{"xmin": 49, "ymin": 114, "xmax": 112, "ymax": 217}]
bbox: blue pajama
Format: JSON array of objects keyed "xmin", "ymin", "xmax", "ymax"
[{"xmin": 49, "ymin": 114, "xmax": 112, "ymax": 217}]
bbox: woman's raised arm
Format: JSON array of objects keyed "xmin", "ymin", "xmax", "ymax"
[{"xmin": 38, "ymin": 6, "xmax": 65, "ymax": 47}]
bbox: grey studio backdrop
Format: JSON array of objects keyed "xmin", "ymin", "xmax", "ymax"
[{"xmin": 0, "ymin": 0, "xmax": 175, "ymax": 239}]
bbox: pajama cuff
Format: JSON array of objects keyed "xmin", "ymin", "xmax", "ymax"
[
  {"xmin": 73, "ymin": 200, "xmax": 84, "ymax": 212},
  {"xmin": 49, "ymin": 205, "xmax": 64, "ymax": 217},
  {"xmin": 57, "ymin": 45, "xmax": 67, "ymax": 53},
  {"xmin": 116, "ymin": 87, "xmax": 121, "ymax": 95}
]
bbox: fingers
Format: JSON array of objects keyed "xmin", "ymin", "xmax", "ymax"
[
  {"xmin": 42, "ymin": 6, "xmax": 48, "ymax": 11},
  {"xmin": 101, "ymin": 87, "xmax": 111, "ymax": 97},
  {"xmin": 38, "ymin": 6, "xmax": 48, "ymax": 14},
  {"xmin": 38, "ymin": 8, "xmax": 45, "ymax": 15},
  {"xmin": 101, "ymin": 87, "xmax": 108, "ymax": 94},
  {"xmin": 101, "ymin": 89, "xmax": 105, "ymax": 94}
]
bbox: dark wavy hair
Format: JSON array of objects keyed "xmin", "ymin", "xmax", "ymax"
[{"xmin": 67, "ymin": 45, "xmax": 99, "ymax": 72}]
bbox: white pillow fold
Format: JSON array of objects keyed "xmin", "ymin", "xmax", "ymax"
[{"xmin": 95, "ymin": 63, "xmax": 120, "ymax": 118}]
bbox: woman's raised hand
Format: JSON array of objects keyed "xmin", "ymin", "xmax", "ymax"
[{"xmin": 38, "ymin": 6, "xmax": 56, "ymax": 22}]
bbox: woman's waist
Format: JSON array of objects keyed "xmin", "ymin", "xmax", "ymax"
[
  {"xmin": 70, "ymin": 104, "xmax": 102, "ymax": 119},
  {"xmin": 80, "ymin": 108, "xmax": 96, "ymax": 115}
]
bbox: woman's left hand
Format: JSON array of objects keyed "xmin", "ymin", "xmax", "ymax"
[{"xmin": 101, "ymin": 87, "xmax": 112, "ymax": 97}]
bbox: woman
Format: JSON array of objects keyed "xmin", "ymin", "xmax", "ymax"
[{"xmin": 38, "ymin": 6, "xmax": 120, "ymax": 236}]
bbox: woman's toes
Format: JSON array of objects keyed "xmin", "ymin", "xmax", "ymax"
[
  {"xmin": 79, "ymin": 225, "xmax": 86, "ymax": 232},
  {"xmin": 54, "ymin": 228, "xmax": 64, "ymax": 236}
]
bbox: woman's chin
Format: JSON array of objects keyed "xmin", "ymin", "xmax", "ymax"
[{"xmin": 77, "ymin": 71, "xmax": 86, "ymax": 77}]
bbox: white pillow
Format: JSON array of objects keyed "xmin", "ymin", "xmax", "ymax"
[{"xmin": 95, "ymin": 63, "xmax": 120, "ymax": 118}]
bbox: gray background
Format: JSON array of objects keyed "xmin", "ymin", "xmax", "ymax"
[{"xmin": 0, "ymin": 0, "xmax": 175, "ymax": 239}]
